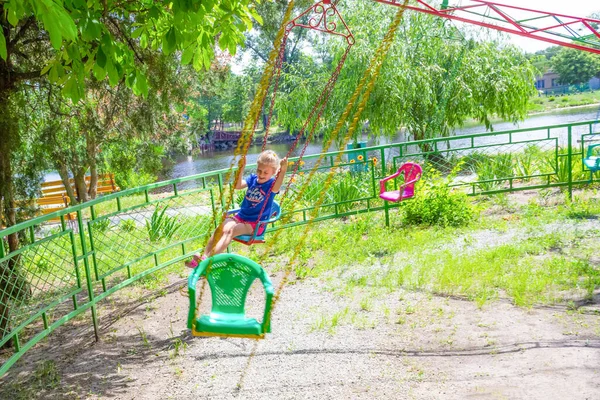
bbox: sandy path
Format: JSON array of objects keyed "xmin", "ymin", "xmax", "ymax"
[{"xmin": 2, "ymin": 271, "xmax": 598, "ymax": 400}]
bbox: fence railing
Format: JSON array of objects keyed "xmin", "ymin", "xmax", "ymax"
[{"xmin": 0, "ymin": 119, "xmax": 599, "ymax": 375}]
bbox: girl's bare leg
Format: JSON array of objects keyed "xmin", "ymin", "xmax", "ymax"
[{"xmin": 206, "ymin": 218, "xmax": 253, "ymax": 256}]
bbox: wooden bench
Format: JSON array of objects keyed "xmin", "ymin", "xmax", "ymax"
[{"xmin": 37, "ymin": 173, "xmax": 120, "ymax": 222}]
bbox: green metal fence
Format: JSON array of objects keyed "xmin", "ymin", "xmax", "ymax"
[{"xmin": 0, "ymin": 119, "xmax": 599, "ymax": 375}]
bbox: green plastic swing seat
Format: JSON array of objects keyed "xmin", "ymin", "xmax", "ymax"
[{"xmin": 187, "ymin": 253, "xmax": 274, "ymax": 339}]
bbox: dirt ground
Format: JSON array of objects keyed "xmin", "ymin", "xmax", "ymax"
[{"xmin": 1, "ymin": 266, "xmax": 599, "ymax": 400}]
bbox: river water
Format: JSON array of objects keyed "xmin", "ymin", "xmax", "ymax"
[
  {"xmin": 162, "ymin": 105, "xmax": 600, "ymax": 180},
  {"xmin": 42, "ymin": 106, "xmax": 599, "ymax": 183}
]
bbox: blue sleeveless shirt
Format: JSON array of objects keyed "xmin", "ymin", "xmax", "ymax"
[{"xmin": 237, "ymin": 174, "xmax": 277, "ymax": 222}]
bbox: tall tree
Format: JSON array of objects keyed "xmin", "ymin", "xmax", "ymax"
[
  {"xmin": 274, "ymin": 2, "xmax": 537, "ymax": 146},
  {"xmin": 0, "ymin": 0, "xmax": 261, "ymax": 238},
  {"xmin": 550, "ymin": 47, "xmax": 600, "ymax": 85},
  {"xmin": 0, "ymin": 0, "xmax": 261, "ymax": 347}
]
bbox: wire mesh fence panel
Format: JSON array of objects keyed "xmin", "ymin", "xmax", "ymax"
[
  {"xmin": 0, "ymin": 228, "xmax": 80, "ymax": 347},
  {"xmin": 89, "ymin": 189, "xmax": 215, "ymax": 284}
]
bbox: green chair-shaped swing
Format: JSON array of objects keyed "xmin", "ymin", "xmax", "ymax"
[
  {"xmin": 187, "ymin": 253, "xmax": 274, "ymax": 339},
  {"xmin": 583, "ymin": 143, "xmax": 600, "ymax": 172}
]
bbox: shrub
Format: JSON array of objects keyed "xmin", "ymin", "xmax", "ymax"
[{"xmin": 402, "ymin": 168, "xmax": 475, "ymax": 227}]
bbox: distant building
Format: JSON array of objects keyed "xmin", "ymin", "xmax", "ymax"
[{"xmin": 535, "ymin": 71, "xmax": 599, "ymax": 95}]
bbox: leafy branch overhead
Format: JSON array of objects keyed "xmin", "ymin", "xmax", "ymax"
[{"xmin": 1, "ymin": 0, "xmax": 263, "ymax": 101}]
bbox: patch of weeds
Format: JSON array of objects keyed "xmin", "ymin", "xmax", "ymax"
[
  {"xmin": 564, "ymin": 197, "xmax": 599, "ymax": 219},
  {"xmin": 309, "ymin": 307, "xmax": 350, "ymax": 334},
  {"xmin": 120, "ymin": 219, "xmax": 137, "ymax": 232},
  {"xmin": 34, "ymin": 360, "xmax": 60, "ymax": 389},
  {"xmin": 352, "ymin": 313, "xmax": 377, "ymax": 330},
  {"xmin": 359, "ymin": 296, "xmax": 373, "ymax": 312},
  {"xmin": 146, "ymin": 205, "xmax": 180, "ymax": 242},
  {"xmin": 137, "ymin": 325, "xmax": 151, "ymax": 348},
  {"xmin": 169, "ymin": 338, "xmax": 188, "ymax": 359},
  {"xmin": 2, "ymin": 359, "xmax": 63, "ymax": 400},
  {"xmin": 92, "ymin": 218, "xmax": 111, "ymax": 233},
  {"xmin": 402, "ymin": 167, "xmax": 475, "ymax": 227}
]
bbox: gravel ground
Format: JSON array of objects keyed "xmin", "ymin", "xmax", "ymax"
[{"xmin": 1, "ymin": 268, "xmax": 599, "ymax": 400}]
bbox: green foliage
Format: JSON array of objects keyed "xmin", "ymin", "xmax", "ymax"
[
  {"xmin": 146, "ymin": 205, "xmax": 180, "ymax": 242},
  {"xmin": 92, "ymin": 218, "xmax": 111, "ymax": 233},
  {"xmin": 328, "ymin": 171, "xmax": 372, "ymax": 213},
  {"xmin": 234, "ymin": 188, "xmax": 246, "ymax": 208},
  {"xmin": 107, "ymin": 141, "xmax": 164, "ymax": 190},
  {"xmin": 120, "ymin": 219, "xmax": 137, "ymax": 232},
  {"xmin": 34, "ymin": 360, "xmax": 60, "ymax": 389},
  {"xmin": 272, "ymin": 2, "xmax": 537, "ymax": 143},
  {"xmin": 543, "ymin": 152, "xmax": 588, "ymax": 184},
  {"xmin": 564, "ymin": 197, "xmax": 600, "ymax": 219},
  {"xmin": 550, "ymin": 48, "xmax": 600, "ymax": 85},
  {"xmin": 403, "ymin": 168, "xmax": 475, "ymax": 227},
  {"xmin": 2, "ymin": 0, "xmax": 261, "ymax": 101},
  {"xmin": 514, "ymin": 145, "xmax": 542, "ymax": 178},
  {"xmin": 470, "ymin": 153, "xmax": 513, "ymax": 191}
]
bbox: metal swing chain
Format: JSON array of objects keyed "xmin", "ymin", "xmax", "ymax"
[
  {"xmin": 239, "ymin": 0, "xmax": 357, "ymax": 239},
  {"xmin": 201, "ymin": 1, "xmax": 297, "ymax": 254},
  {"xmin": 260, "ymin": 1, "xmax": 410, "ymax": 327}
]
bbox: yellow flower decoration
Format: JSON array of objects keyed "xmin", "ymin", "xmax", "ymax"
[
  {"xmin": 299, "ymin": 172, "xmax": 304, "ymax": 176},
  {"xmin": 357, "ymin": 155, "xmax": 364, "ymax": 161},
  {"xmin": 299, "ymin": 160, "xmax": 305, "ymax": 166},
  {"xmin": 372, "ymin": 157, "xmax": 378, "ymax": 165},
  {"xmin": 350, "ymin": 159, "xmax": 355, "ymax": 164}
]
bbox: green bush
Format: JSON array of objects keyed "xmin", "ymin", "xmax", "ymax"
[{"xmin": 402, "ymin": 168, "xmax": 475, "ymax": 227}]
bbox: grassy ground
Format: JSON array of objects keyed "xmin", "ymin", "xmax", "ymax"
[
  {"xmin": 115, "ymin": 186, "xmax": 600, "ymax": 311},
  {"xmin": 234, "ymin": 188, "xmax": 600, "ymax": 310},
  {"xmin": 1, "ymin": 188, "xmax": 599, "ymax": 399},
  {"xmin": 527, "ymin": 91, "xmax": 600, "ymax": 113}
]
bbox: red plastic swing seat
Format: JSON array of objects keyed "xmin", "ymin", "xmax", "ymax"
[{"xmin": 379, "ymin": 162, "xmax": 422, "ymax": 202}]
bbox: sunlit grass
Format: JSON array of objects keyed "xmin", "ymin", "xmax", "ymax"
[{"xmin": 267, "ymin": 196, "xmax": 599, "ymax": 309}]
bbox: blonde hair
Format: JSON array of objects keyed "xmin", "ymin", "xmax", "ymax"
[{"xmin": 257, "ymin": 150, "xmax": 280, "ymax": 169}]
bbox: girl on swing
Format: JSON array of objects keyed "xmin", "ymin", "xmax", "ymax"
[{"xmin": 185, "ymin": 150, "xmax": 288, "ymax": 268}]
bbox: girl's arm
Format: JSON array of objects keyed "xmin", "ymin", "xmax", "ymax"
[
  {"xmin": 235, "ymin": 157, "xmax": 248, "ymax": 190},
  {"xmin": 271, "ymin": 157, "xmax": 288, "ymax": 193}
]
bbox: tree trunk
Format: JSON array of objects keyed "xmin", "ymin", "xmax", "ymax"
[
  {"xmin": 73, "ymin": 170, "xmax": 88, "ymax": 203},
  {"xmin": 0, "ymin": 89, "xmax": 20, "ymax": 350},
  {"xmin": 262, "ymin": 112, "xmax": 268, "ymax": 133},
  {"xmin": 57, "ymin": 162, "xmax": 77, "ymax": 205}
]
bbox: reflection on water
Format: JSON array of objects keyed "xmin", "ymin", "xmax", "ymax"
[
  {"xmin": 44, "ymin": 107, "xmax": 599, "ymax": 186},
  {"xmin": 160, "ymin": 141, "xmax": 338, "ymax": 181}
]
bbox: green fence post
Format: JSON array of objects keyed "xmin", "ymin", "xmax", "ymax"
[
  {"xmin": 568, "ymin": 126, "xmax": 573, "ymax": 200},
  {"xmin": 77, "ymin": 209, "xmax": 99, "ymax": 342}
]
